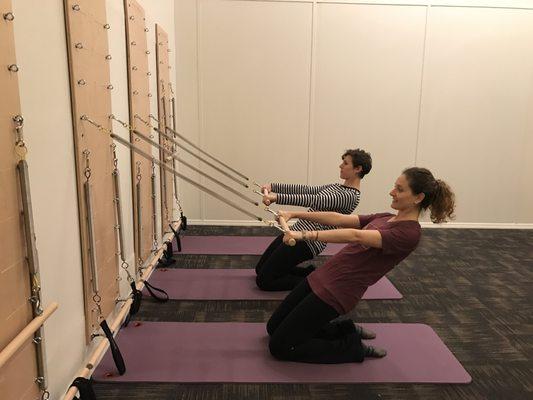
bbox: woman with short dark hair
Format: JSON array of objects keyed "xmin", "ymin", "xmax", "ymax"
[{"xmin": 255, "ymin": 149, "xmax": 372, "ymax": 291}]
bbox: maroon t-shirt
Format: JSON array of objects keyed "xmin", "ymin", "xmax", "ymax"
[{"xmin": 307, "ymin": 213, "xmax": 421, "ymax": 314}]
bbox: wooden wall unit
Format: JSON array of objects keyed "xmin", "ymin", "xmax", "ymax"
[
  {"xmin": 63, "ymin": 0, "xmax": 119, "ymax": 339},
  {"xmin": 0, "ymin": 1, "xmax": 40, "ymax": 398},
  {"xmin": 124, "ymin": 0, "xmax": 154, "ymax": 264},
  {"xmin": 156, "ymin": 25, "xmax": 174, "ymax": 234}
]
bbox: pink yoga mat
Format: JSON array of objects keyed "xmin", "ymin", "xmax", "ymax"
[
  {"xmin": 175, "ymin": 235, "xmax": 346, "ymax": 255},
  {"xmin": 94, "ymin": 322, "xmax": 471, "ymax": 383},
  {"xmin": 144, "ymin": 269, "xmax": 402, "ymax": 300}
]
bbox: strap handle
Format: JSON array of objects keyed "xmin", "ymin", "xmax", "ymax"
[
  {"xmin": 70, "ymin": 377, "xmax": 96, "ymax": 400},
  {"xmin": 100, "ymin": 320, "xmax": 126, "ymax": 375},
  {"xmin": 143, "ymin": 281, "xmax": 169, "ymax": 302},
  {"xmin": 123, "ymin": 281, "xmax": 143, "ymax": 327}
]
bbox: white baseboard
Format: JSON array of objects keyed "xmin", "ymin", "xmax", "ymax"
[{"xmin": 188, "ymin": 219, "xmax": 533, "ymax": 230}]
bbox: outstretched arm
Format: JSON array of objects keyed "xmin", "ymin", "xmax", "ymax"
[
  {"xmin": 284, "ymin": 228, "xmax": 383, "ymax": 248},
  {"xmin": 270, "ymin": 183, "xmax": 330, "ymax": 195},
  {"xmin": 279, "ymin": 210, "xmax": 361, "ymax": 228}
]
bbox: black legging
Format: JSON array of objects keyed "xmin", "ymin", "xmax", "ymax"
[
  {"xmin": 255, "ymin": 234, "xmax": 314, "ymax": 291},
  {"xmin": 267, "ymin": 279, "xmax": 366, "ymax": 364}
]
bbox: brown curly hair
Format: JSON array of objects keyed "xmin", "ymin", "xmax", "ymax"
[{"xmin": 403, "ymin": 167, "xmax": 456, "ymax": 223}]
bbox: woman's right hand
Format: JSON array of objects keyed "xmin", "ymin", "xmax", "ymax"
[
  {"xmin": 263, "ymin": 193, "xmax": 277, "ymax": 206},
  {"xmin": 277, "ymin": 210, "xmax": 293, "ymax": 223},
  {"xmin": 261, "ymin": 184, "xmax": 272, "ymax": 193}
]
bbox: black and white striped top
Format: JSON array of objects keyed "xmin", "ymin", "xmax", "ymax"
[{"xmin": 271, "ymin": 183, "xmax": 361, "ymax": 256}]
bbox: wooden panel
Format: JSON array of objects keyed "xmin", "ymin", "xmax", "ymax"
[
  {"xmin": 0, "ymin": 0, "xmax": 40, "ymax": 398},
  {"xmin": 124, "ymin": 0, "xmax": 154, "ymax": 264},
  {"xmin": 64, "ymin": 0, "xmax": 119, "ymax": 339},
  {"xmin": 156, "ymin": 25, "xmax": 173, "ymax": 234}
]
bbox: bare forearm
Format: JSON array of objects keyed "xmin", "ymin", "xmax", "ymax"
[
  {"xmin": 287, "ymin": 227, "xmax": 382, "ymax": 248},
  {"xmin": 292, "ymin": 228, "xmax": 361, "ymax": 244},
  {"xmin": 291, "ymin": 211, "xmax": 354, "ymax": 227}
]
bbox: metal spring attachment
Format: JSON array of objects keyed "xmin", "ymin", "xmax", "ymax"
[
  {"xmin": 106, "ymin": 54, "xmax": 112, "ymax": 60},
  {"xmin": 78, "ymin": 79, "xmax": 86, "ymax": 86},
  {"xmin": 72, "ymin": 4, "xmax": 80, "ymax": 11},
  {"xmin": 103, "ymin": 23, "xmax": 110, "ymax": 29},
  {"xmin": 8, "ymin": 64, "xmax": 19, "ymax": 72},
  {"xmin": 75, "ymin": 42, "xmax": 83, "ymax": 49},
  {"xmin": 3, "ymin": 12, "xmax": 15, "ymax": 21}
]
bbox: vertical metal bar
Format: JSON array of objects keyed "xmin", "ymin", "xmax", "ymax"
[
  {"xmin": 136, "ymin": 181, "xmax": 142, "ymax": 260},
  {"xmin": 161, "ymin": 97, "xmax": 169, "ymax": 224},
  {"xmin": 17, "ymin": 160, "xmax": 48, "ymax": 391},
  {"xmin": 112, "ymin": 170, "xmax": 125, "ymax": 262},
  {"xmin": 84, "ymin": 181, "xmax": 99, "ymax": 294},
  {"xmin": 151, "ymin": 166, "xmax": 157, "ymax": 247},
  {"xmin": 171, "ymin": 97, "xmax": 179, "ymax": 203}
]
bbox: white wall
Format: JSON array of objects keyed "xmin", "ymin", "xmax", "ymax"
[
  {"xmin": 12, "ymin": 1, "xmax": 175, "ymax": 398},
  {"xmin": 174, "ymin": 0, "xmax": 533, "ymax": 227}
]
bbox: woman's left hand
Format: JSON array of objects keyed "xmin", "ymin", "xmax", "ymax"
[{"xmin": 283, "ymin": 230, "xmax": 301, "ymax": 245}]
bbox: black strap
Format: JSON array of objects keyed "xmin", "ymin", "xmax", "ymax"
[
  {"xmin": 164, "ymin": 240, "xmax": 173, "ymax": 259},
  {"xmin": 100, "ymin": 320, "xmax": 126, "ymax": 375},
  {"xmin": 176, "ymin": 234, "xmax": 182, "ymax": 252},
  {"xmin": 181, "ymin": 212, "xmax": 187, "ymax": 230},
  {"xmin": 70, "ymin": 377, "xmax": 96, "ymax": 400},
  {"xmin": 168, "ymin": 223, "xmax": 183, "ymax": 254},
  {"xmin": 143, "ymin": 280, "xmax": 169, "ymax": 302},
  {"xmin": 124, "ymin": 281, "xmax": 143, "ymax": 327}
]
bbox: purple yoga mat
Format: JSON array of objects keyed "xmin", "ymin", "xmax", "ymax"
[
  {"xmin": 144, "ymin": 269, "xmax": 402, "ymax": 300},
  {"xmin": 94, "ymin": 322, "xmax": 471, "ymax": 383},
  {"xmin": 175, "ymin": 235, "xmax": 346, "ymax": 255}
]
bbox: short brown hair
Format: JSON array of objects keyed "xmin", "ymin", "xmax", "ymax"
[{"xmin": 342, "ymin": 149, "xmax": 372, "ymax": 179}]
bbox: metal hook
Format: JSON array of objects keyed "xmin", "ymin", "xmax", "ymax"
[{"xmin": 8, "ymin": 64, "xmax": 19, "ymax": 72}]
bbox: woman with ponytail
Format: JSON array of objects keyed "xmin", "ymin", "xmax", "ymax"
[{"xmin": 266, "ymin": 167, "xmax": 455, "ymax": 364}]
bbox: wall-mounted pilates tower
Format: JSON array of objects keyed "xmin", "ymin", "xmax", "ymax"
[
  {"xmin": 0, "ymin": 1, "xmax": 55, "ymax": 398},
  {"xmin": 123, "ymin": 0, "xmax": 155, "ymax": 266},
  {"xmin": 63, "ymin": 0, "xmax": 119, "ymax": 340},
  {"xmin": 156, "ymin": 25, "xmax": 174, "ymax": 235}
]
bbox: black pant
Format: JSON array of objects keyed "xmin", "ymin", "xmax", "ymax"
[
  {"xmin": 267, "ymin": 279, "xmax": 366, "ymax": 364},
  {"xmin": 255, "ymin": 234, "xmax": 313, "ymax": 291}
]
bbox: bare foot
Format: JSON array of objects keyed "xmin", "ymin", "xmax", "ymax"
[
  {"xmin": 354, "ymin": 323, "xmax": 376, "ymax": 339},
  {"xmin": 364, "ymin": 344, "xmax": 387, "ymax": 358}
]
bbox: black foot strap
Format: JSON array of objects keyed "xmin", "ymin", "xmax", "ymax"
[
  {"xmin": 124, "ymin": 281, "xmax": 143, "ymax": 327},
  {"xmin": 100, "ymin": 320, "xmax": 126, "ymax": 375},
  {"xmin": 144, "ymin": 280, "xmax": 169, "ymax": 302},
  {"xmin": 168, "ymin": 223, "xmax": 183, "ymax": 254},
  {"xmin": 164, "ymin": 240, "xmax": 173, "ymax": 259},
  {"xmin": 158, "ymin": 240, "xmax": 175, "ymax": 267},
  {"xmin": 70, "ymin": 377, "xmax": 96, "ymax": 400},
  {"xmin": 181, "ymin": 212, "xmax": 187, "ymax": 230}
]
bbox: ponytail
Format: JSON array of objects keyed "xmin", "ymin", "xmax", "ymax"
[{"xmin": 403, "ymin": 168, "xmax": 456, "ymax": 223}]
